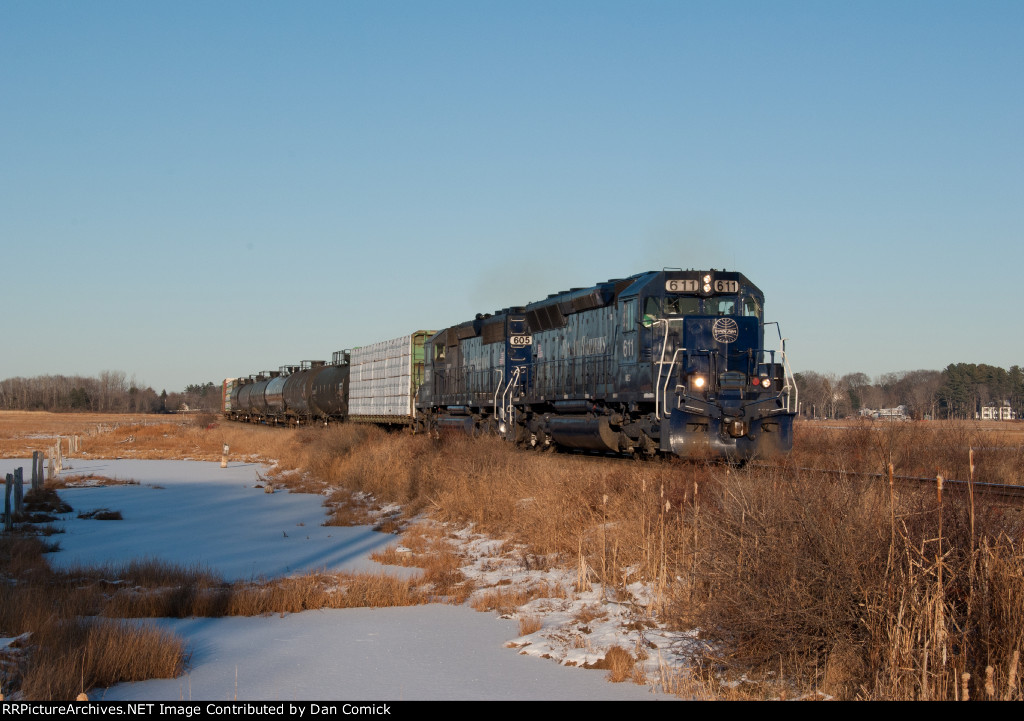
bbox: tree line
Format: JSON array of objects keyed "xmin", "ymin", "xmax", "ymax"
[
  {"xmin": 3, "ymin": 364, "xmax": 1020, "ymax": 421},
  {"xmin": 0, "ymin": 372, "xmax": 222, "ymax": 414},
  {"xmin": 796, "ymin": 363, "xmax": 1024, "ymax": 420}
]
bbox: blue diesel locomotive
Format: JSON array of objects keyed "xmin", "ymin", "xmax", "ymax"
[
  {"xmin": 419, "ymin": 269, "xmax": 796, "ymax": 460},
  {"xmin": 225, "ymin": 269, "xmax": 796, "ymax": 460}
]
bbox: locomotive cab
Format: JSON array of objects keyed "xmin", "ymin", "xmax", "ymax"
[{"xmin": 645, "ymin": 270, "xmax": 796, "ymax": 459}]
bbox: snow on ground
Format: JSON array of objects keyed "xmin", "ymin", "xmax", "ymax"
[
  {"xmin": 0, "ymin": 458, "xmax": 682, "ymax": 700},
  {"xmin": 93, "ymin": 609, "xmax": 666, "ymax": 701},
  {"xmin": 454, "ymin": 528, "xmax": 705, "ymax": 685},
  {"xmin": 22, "ymin": 458, "xmax": 404, "ymax": 581}
]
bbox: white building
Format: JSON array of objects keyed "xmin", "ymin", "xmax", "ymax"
[{"xmin": 980, "ymin": 402, "xmax": 1016, "ymax": 421}]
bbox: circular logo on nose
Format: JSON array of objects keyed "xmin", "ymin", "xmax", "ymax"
[{"xmin": 712, "ymin": 317, "xmax": 739, "ymax": 343}]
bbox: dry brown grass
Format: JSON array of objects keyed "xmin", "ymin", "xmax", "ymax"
[
  {"xmin": 369, "ymin": 545, "xmax": 419, "ymax": 567},
  {"xmin": 671, "ymin": 457, "xmax": 1024, "ymax": 700},
  {"xmin": 368, "ymin": 523, "xmax": 475, "ymax": 603},
  {"xmin": 518, "ymin": 614, "xmax": 543, "ymax": 636},
  {"xmin": 51, "ymin": 474, "xmax": 140, "ymax": 488},
  {"xmin": 17, "ymin": 619, "xmax": 185, "ymax": 701},
  {"xmin": 224, "ymin": 573, "xmax": 426, "ymax": 615},
  {"xmin": 8, "ymin": 411, "xmax": 1024, "ymax": 699},
  {"xmin": 0, "ymin": 537, "xmax": 188, "ymax": 701},
  {"xmin": 323, "ymin": 486, "xmax": 384, "ymax": 528},
  {"xmin": 0, "ymin": 411, "xmax": 168, "ymax": 458},
  {"xmin": 0, "ymin": 409, "xmax": 291, "ymax": 463},
  {"xmin": 471, "ymin": 582, "xmax": 567, "ymax": 615},
  {"xmin": 794, "ymin": 419, "xmax": 1024, "ymax": 485},
  {"xmin": 0, "ymin": 517, "xmax": 436, "ymax": 701},
  {"xmin": 574, "ymin": 604, "xmax": 608, "ymax": 624},
  {"xmin": 78, "ymin": 420, "xmax": 290, "ymax": 462},
  {"xmin": 266, "ymin": 418, "xmax": 1024, "ymax": 699},
  {"xmin": 584, "ymin": 646, "xmax": 639, "ymax": 683},
  {"xmin": 21, "ymin": 486, "xmax": 73, "ymax": 515}
]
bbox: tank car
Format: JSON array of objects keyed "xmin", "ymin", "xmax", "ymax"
[
  {"xmin": 282, "ymin": 358, "xmax": 350, "ymax": 425},
  {"xmin": 224, "ymin": 357, "xmax": 350, "ymax": 425},
  {"xmin": 417, "ymin": 269, "xmax": 796, "ymax": 460}
]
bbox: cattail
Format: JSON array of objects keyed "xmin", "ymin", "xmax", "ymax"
[{"xmin": 1005, "ymin": 650, "xmax": 1019, "ymax": 701}]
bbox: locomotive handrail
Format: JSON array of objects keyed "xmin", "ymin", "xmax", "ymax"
[
  {"xmin": 493, "ymin": 368, "xmax": 504, "ymax": 420},
  {"xmin": 778, "ymin": 338, "xmax": 798, "ymax": 413},
  {"xmin": 502, "ymin": 366, "xmax": 522, "ymax": 427},
  {"xmin": 653, "ymin": 319, "xmax": 686, "ymax": 420},
  {"xmin": 660, "ymin": 348, "xmax": 685, "ymax": 419}
]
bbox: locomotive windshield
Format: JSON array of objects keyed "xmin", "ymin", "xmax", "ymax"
[
  {"xmin": 643, "ymin": 293, "xmax": 762, "ymax": 319},
  {"xmin": 644, "ymin": 296, "xmax": 700, "ymax": 319},
  {"xmin": 707, "ymin": 297, "xmax": 736, "ymax": 315}
]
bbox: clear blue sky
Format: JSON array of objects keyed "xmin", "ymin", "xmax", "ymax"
[{"xmin": 3, "ymin": 1, "xmax": 1021, "ymax": 392}]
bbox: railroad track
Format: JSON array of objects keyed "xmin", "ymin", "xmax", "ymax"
[
  {"xmin": 537, "ymin": 447, "xmax": 1024, "ymax": 503},
  {"xmin": 748, "ymin": 462, "xmax": 1024, "ymax": 503},
  {"xmin": 557, "ymin": 449, "xmax": 1024, "ymax": 504}
]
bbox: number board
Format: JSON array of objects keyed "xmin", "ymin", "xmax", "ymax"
[{"xmin": 664, "ymin": 279, "xmax": 739, "ymax": 293}]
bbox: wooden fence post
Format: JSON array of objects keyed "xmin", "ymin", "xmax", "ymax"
[
  {"xmin": 13, "ymin": 467, "xmax": 23, "ymax": 517},
  {"xmin": 3, "ymin": 474, "xmax": 12, "ymax": 532},
  {"xmin": 31, "ymin": 450, "xmax": 40, "ymax": 491}
]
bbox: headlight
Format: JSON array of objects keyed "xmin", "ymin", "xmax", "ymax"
[
  {"xmin": 761, "ymin": 378, "xmax": 771, "ymax": 389},
  {"xmin": 692, "ymin": 375, "xmax": 706, "ymax": 390}
]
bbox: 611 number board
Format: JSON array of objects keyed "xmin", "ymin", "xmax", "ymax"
[{"xmin": 665, "ymin": 279, "xmax": 739, "ymax": 293}]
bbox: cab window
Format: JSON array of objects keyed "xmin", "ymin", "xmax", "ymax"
[
  {"xmin": 709, "ymin": 297, "xmax": 736, "ymax": 315},
  {"xmin": 622, "ymin": 299, "xmax": 636, "ymax": 331},
  {"xmin": 665, "ymin": 297, "xmax": 701, "ymax": 315}
]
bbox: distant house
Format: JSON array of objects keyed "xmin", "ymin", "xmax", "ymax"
[
  {"xmin": 877, "ymin": 405, "xmax": 909, "ymax": 420},
  {"xmin": 861, "ymin": 405, "xmax": 909, "ymax": 420},
  {"xmin": 979, "ymin": 402, "xmax": 1016, "ymax": 421}
]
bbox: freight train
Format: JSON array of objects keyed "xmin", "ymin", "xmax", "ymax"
[{"xmin": 223, "ymin": 269, "xmax": 797, "ymax": 460}]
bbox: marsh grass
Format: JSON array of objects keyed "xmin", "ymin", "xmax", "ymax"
[
  {"xmin": 470, "ymin": 582, "xmax": 567, "ymax": 615},
  {"xmin": 583, "ymin": 646, "xmax": 639, "ymax": 683},
  {"xmin": 672, "ymin": 461, "xmax": 1024, "ymax": 699},
  {"xmin": 266, "ymin": 419, "xmax": 1024, "ymax": 699},
  {"xmin": 77, "ymin": 509, "xmax": 123, "ymax": 520},
  {"xmin": 7, "ymin": 413, "xmax": 1023, "ymax": 699},
  {"xmin": 16, "ymin": 620, "xmax": 185, "ymax": 701},
  {"xmin": 51, "ymin": 475, "xmax": 139, "ymax": 488},
  {"xmin": 0, "ymin": 537, "xmax": 430, "ymax": 700},
  {"xmin": 518, "ymin": 615, "xmax": 543, "ymax": 636}
]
